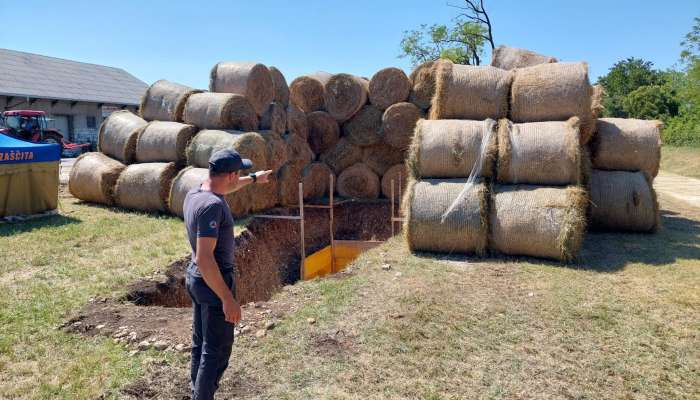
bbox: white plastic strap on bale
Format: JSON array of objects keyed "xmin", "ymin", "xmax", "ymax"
[{"xmin": 441, "ymin": 119, "xmax": 496, "ymax": 223}]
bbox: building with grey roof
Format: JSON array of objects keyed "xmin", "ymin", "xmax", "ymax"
[{"xmin": 0, "ymin": 48, "xmax": 147, "ymax": 147}]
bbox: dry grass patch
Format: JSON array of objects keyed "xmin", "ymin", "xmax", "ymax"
[
  {"xmin": 143, "ymin": 193, "xmax": 699, "ymax": 399},
  {"xmin": 661, "ymin": 145, "xmax": 700, "ymax": 178},
  {"xmin": 0, "ymin": 193, "xmax": 247, "ymax": 399}
]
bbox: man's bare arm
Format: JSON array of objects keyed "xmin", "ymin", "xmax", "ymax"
[{"xmin": 229, "ymin": 170, "xmax": 274, "ymax": 192}]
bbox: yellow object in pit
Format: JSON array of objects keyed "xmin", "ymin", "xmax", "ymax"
[{"xmin": 303, "ymin": 240, "xmax": 383, "ymax": 280}]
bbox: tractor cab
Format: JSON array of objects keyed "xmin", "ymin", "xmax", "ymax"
[
  {"xmin": 1, "ymin": 110, "xmax": 60, "ymax": 143},
  {"xmin": 0, "ymin": 110, "xmax": 89, "ymax": 155}
]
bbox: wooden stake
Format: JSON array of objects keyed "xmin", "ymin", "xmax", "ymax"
[
  {"xmin": 329, "ymin": 174, "xmax": 336, "ymax": 273},
  {"xmin": 299, "ymin": 182, "xmax": 305, "ymax": 280},
  {"xmin": 398, "ymin": 172, "xmax": 402, "ymax": 212},
  {"xmin": 391, "ymin": 179, "xmax": 395, "ymax": 236}
]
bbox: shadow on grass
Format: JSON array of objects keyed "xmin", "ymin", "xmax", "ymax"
[
  {"xmin": 0, "ymin": 214, "xmax": 81, "ymax": 236},
  {"xmin": 576, "ymin": 208, "xmax": 700, "ymax": 272},
  {"xmin": 409, "ymin": 208, "xmax": 700, "ymax": 273},
  {"xmin": 71, "ymin": 200, "xmax": 178, "ymax": 220}
]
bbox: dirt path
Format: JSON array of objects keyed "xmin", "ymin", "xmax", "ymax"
[
  {"xmin": 654, "ymin": 171, "xmax": 700, "ymax": 208},
  {"xmin": 60, "ymin": 157, "xmax": 76, "ymax": 185}
]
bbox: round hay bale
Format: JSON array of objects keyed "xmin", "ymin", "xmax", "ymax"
[
  {"xmin": 409, "ymin": 60, "xmax": 444, "ymax": 110},
  {"xmin": 135, "ymin": 121, "xmax": 197, "ymax": 164},
  {"xmin": 380, "ymin": 163, "xmax": 407, "ymax": 201},
  {"xmin": 259, "ymin": 130, "xmax": 289, "ymax": 172},
  {"xmin": 497, "ymin": 117, "xmax": 582, "ymax": 185},
  {"xmin": 369, "ymin": 67, "xmax": 410, "ymax": 110},
  {"xmin": 289, "ymin": 72, "xmax": 332, "ymax": 112},
  {"xmin": 209, "ymin": 61, "xmax": 274, "ymax": 116},
  {"xmin": 336, "ymin": 163, "xmax": 380, "ymax": 199},
  {"xmin": 342, "ymin": 104, "xmax": 382, "ymax": 146},
  {"xmin": 591, "ymin": 84, "xmax": 605, "ymax": 119},
  {"xmin": 490, "ymin": 185, "xmax": 587, "ymax": 262},
  {"xmin": 362, "ymin": 142, "xmax": 407, "ymax": 176},
  {"xmin": 283, "ymin": 133, "xmax": 315, "ymax": 169},
  {"xmin": 307, "ymin": 111, "xmax": 340, "ymax": 155},
  {"xmin": 187, "ymin": 130, "xmax": 267, "ymax": 170},
  {"xmin": 98, "ymin": 110, "xmax": 146, "ymax": 164},
  {"xmin": 69, "ymin": 152, "xmax": 125, "ymax": 205},
  {"xmin": 408, "ymin": 119, "xmax": 497, "ymax": 179},
  {"xmin": 225, "ymin": 185, "xmax": 253, "ymax": 217},
  {"xmin": 511, "ymin": 62, "xmax": 594, "ymax": 143},
  {"xmin": 268, "ymin": 66, "xmax": 290, "ymax": 107},
  {"xmin": 324, "ymin": 73, "xmax": 369, "ymax": 123},
  {"xmin": 590, "ymin": 169, "xmax": 659, "ymax": 232},
  {"xmin": 591, "ymin": 118, "xmax": 661, "ymax": 179},
  {"xmin": 260, "ymin": 102, "xmax": 287, "ymax": 134},
  {"xmin": 277, "ymin": 163, "xmax": 303, "ymax": 206},
  {"xmin": 319, "ymin": 137, "xmax": 362, "ymax": 175},
  {"xmin": 167, "ymin": 167, "xmax": 209, "ymax": 217},
  {"xmin": 302, "ymin": 162, "xmax": 334, "ymax": 200},
  {"xmin": 286, "ymin": 103, "xmax": 308, "ymax": 140},
  {"xmin": 490, "ymin": 45, "xmax": 557, "ymax": 70},
  {"xmin": 183, "ymin": 92, "xmax": 258, "ymax": 131},
  {"xmin": 139, "ymin": 80, "xmax": 203, "ymax": 122},
  {"xmin": 114, "ymin": 162, "xmax": 179, "ymax": 212},
  {"xmin": 249, "ymin": 173, "xmax": 279, "ymax": 212},
  {"xmin": 382, "ymin": 102, "xmax": 421, "ymax": 150},
  {"xmin": 403, "ymin": 179, "xmax": 488, "ymax": 254},
  {"xmin": 430, "ymin": 62, "xmax": 512, "ymax": 121}
]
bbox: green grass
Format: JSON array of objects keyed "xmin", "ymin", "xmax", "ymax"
[
  {"xmin": 2, "ymin": 192, "xmax": 700, "ymax": 398},
  {"xmin": 0, "ymin": 196, "xmax": 190, "ymax": 399},
  {"xmin": 206, "ymin": 195, "xmax": 700, "ymax": 399},
  {"xmin": 661, "ymin": 145, "xmax": 700, "ymax": 179}
]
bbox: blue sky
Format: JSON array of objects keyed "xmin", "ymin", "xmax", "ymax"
[{"xmin": 1, "ymin": 0, "xmax": 697, "ymax": 88}]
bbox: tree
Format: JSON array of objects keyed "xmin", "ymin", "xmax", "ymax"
[
  {"xmin": 399, "ymin": 0, "xmax": 495, "ymax": 66},
  {"xmin": 622, "ymin": 85, "xmax": 678, "ymax": 119},
  {"xmin": 680, "ymin": 17, "xmax": 700, "ymax": 66},
  {"xmin": 596, "ymin": 58, "xmax": 667, "ymax": 117},
  {"xmin": 678, "ymin": 17, "xmax": 700, "ymax": 111},
  {"xmin": 664, "ymin": 16, "xmax": 700, "ymax": 146}
]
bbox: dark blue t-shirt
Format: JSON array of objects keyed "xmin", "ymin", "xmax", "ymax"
[{"xmin": 183, "ymin": 187, "xmax": 235, "ymax": 277}]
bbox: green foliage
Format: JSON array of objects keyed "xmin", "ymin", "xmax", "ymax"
[
  {"xmin": 663, "ymin": 112, "xmax": 700, "ymax": 146},
  {"xmin": 596, "ymin": 17, "xmax": 700, "ymax": 146},
  {"xmin": 622, "ymin": 85, "xmax": 679, "ymax": 120},
  {"xmin": 664, "ymin": 16, "xmax": 700, "ymax": 146},
  {"xmin": 680, "ymin": 17, "xmax": 700, "ymax": 65},
  {"xmin": 399, "ymin": 20, "xmax": 487, "ymax": 66},
  {"xmin": 597, "ymin": 58, "xmax": 668, "ymax": 117}
]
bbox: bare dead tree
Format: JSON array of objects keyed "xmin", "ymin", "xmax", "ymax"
[{"xmin": 449, "ymin": 0, "xmax": 496, "ymax": 50}]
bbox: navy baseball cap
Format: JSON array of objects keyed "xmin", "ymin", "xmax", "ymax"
[{"xmin": 208, "ymin": 149, "xmax": 253, "ymax": 173}]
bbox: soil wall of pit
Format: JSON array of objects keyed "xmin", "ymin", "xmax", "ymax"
[{"xmin": 126, "ymin": 201, "xmax": 392, "ymax": 306}]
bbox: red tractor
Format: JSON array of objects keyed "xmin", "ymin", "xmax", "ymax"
[{"xmin": 0, "ymin": 110, "xmax": 90, "ymax": 155}]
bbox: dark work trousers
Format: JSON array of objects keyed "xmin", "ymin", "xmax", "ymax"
[{"xmin": 186, "ymin": 265, "xmax": 236, "ymax": 400}]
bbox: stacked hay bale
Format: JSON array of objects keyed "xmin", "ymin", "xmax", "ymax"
[
  {"xmin": 403, "ymin": 59, "xmax": 593, "ymax": 261},
  {"xmin": 403, "ymin": 53, "xmax": 663, "ymax": 261},
  {"xmin": 71, "ymin": 107, "xmax": 188, "ymax": 213},
  {"xmin": 293, "ymin": 66, "xmax": 427, "ymax": 202},
  {"xmin": 490, "ymin": 45, "xmax": 557, "ymax": 70},
  {"xmin": 72, "ymin": 62, "xmax": 325, "ymax": 218},
  {"xmin": 69, "ymin": 54, "xmax": 663, "ymax": 254},
  {"xmin": 81, "ymin": 108, "xmax": 189, "ymax": 213},
  {"xmin": 405, "ymin": 119, "xmax": 497, "ymax": 256},
  {"xmin": 588, "ymin": 118, "xmax": 662, "ymax": 232},
  {"xmin": 69, "ymin": 152, "xmax": 126, "ymax": 206}
]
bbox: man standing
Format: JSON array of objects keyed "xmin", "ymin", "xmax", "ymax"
[{"xmin": 183, "ymin": 148, "xmax": 272, "ymax": 400}]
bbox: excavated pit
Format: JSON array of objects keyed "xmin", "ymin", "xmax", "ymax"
[{"xmin": 124, "ymin": 201, "xmax": 392, "ymax": 307}]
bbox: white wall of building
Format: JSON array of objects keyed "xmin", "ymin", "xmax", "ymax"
[{"xmin": 0, "ymin": 96, "xmax": 138, "ymax": 148}]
